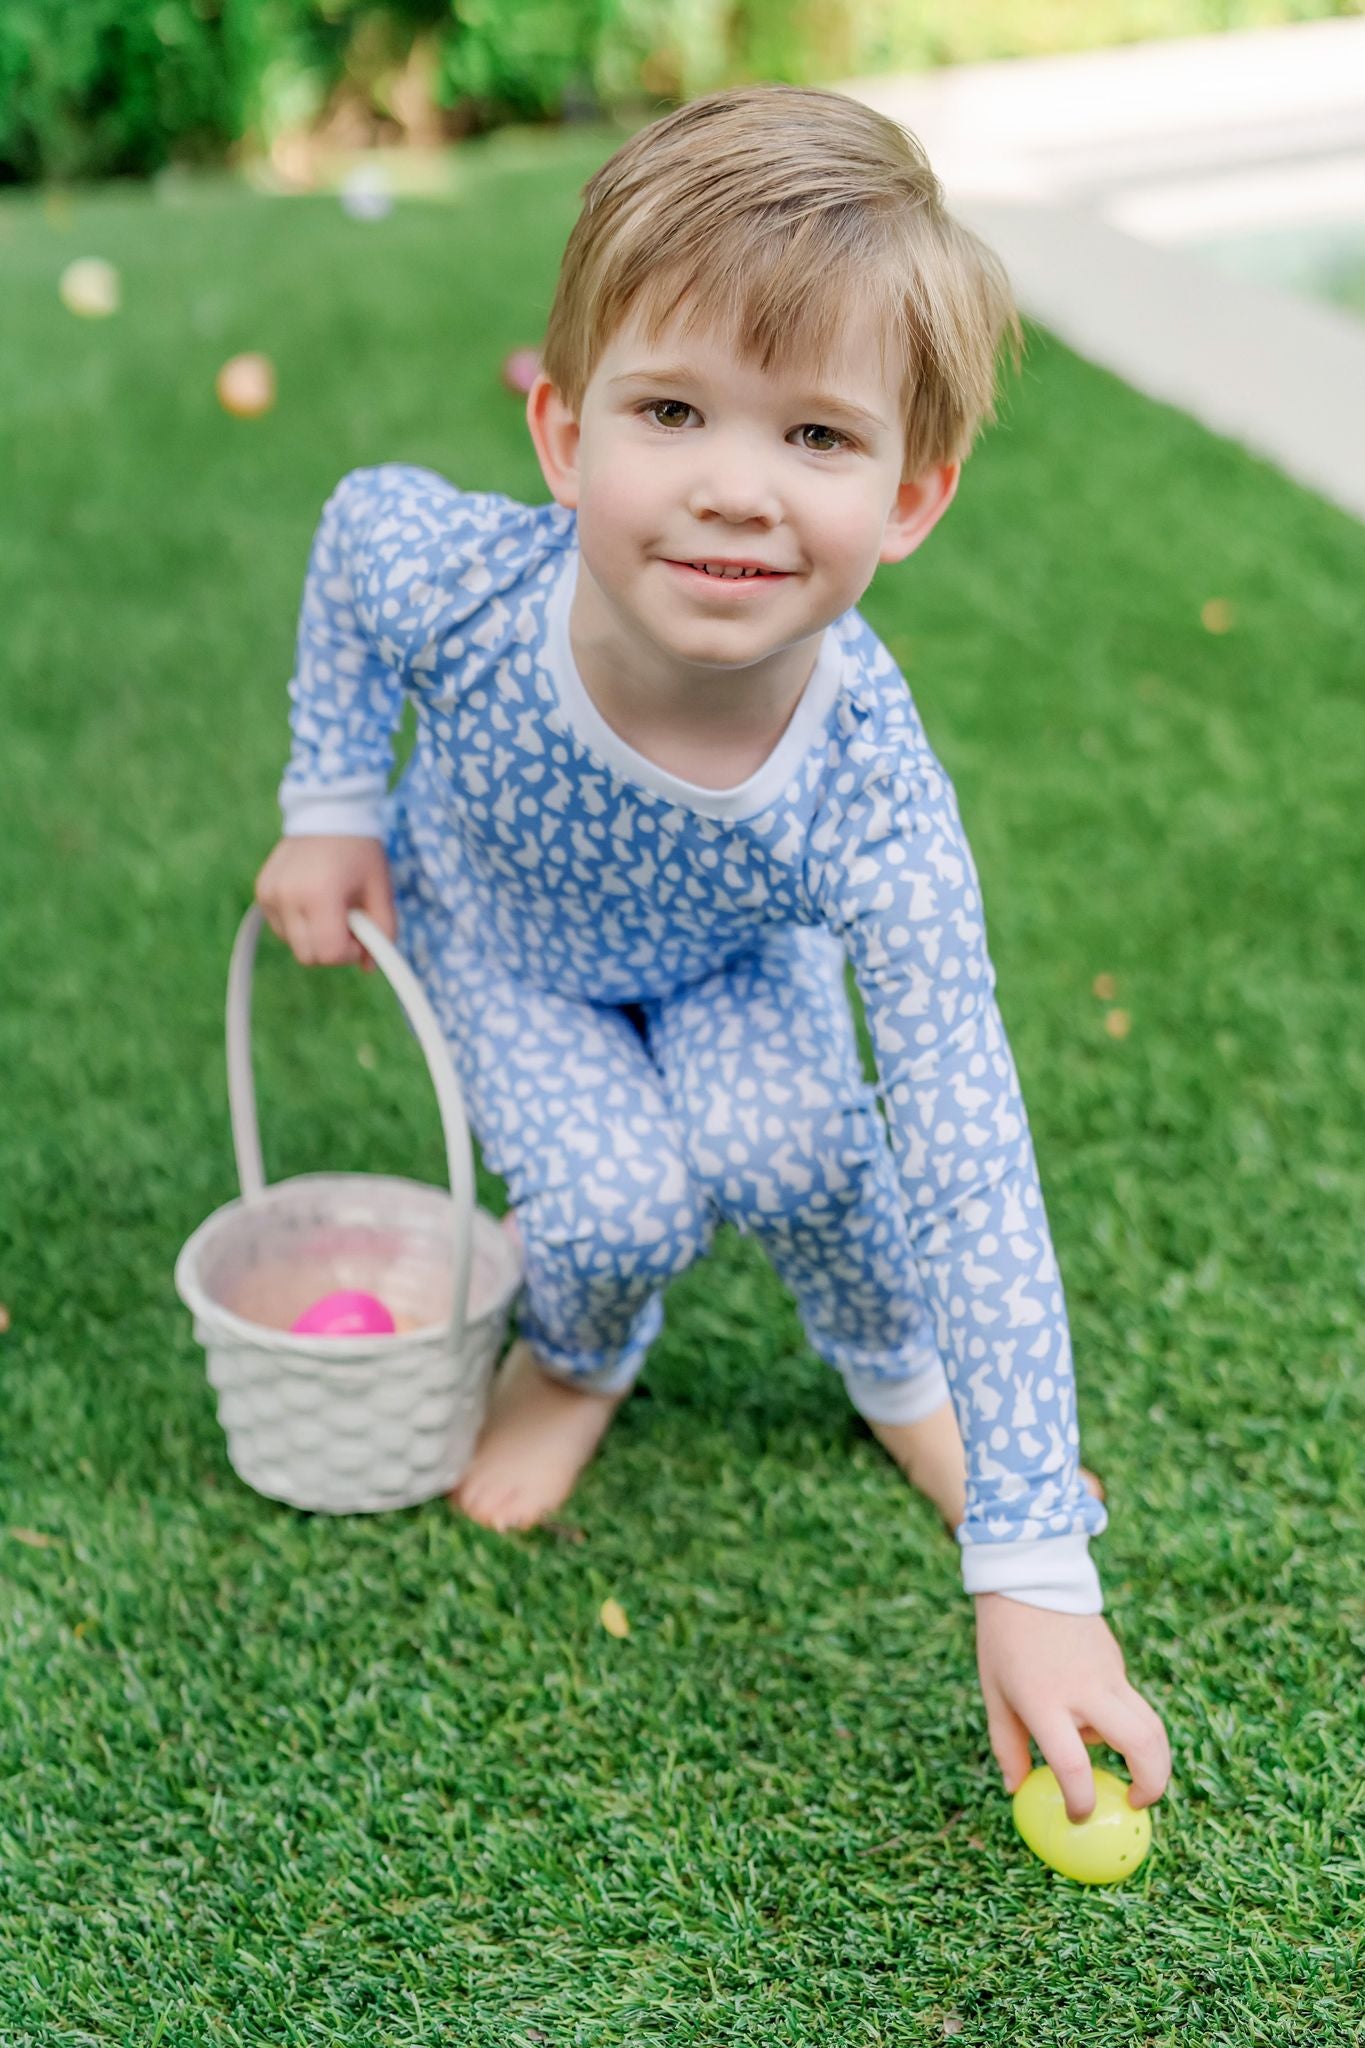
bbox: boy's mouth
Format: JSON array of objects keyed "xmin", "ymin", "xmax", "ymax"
[{"xmin": 662, "ymin": 558, "xmax": 793, "ymax": 592}]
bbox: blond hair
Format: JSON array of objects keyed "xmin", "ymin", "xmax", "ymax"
[{"xmin": 539, "ymin": 83, "xmax": 1022, "ymax": 478}]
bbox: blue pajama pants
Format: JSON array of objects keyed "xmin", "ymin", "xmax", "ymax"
[{"xmin": 411, "ymin": 915, "xmax": 951, "ymax": 1426}]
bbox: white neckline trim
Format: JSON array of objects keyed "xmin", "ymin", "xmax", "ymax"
[{"xmin": 541, "ymin": 544, "xmax": 846, "ymax": 820}]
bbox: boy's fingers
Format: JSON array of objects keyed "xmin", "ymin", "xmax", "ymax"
[
  {"xmin": 985, "ymin": 1698, "xmax": 1032, "ymax": 1795},
  {"xmin": 363, "ymin": 874, "xmax": 398, "ymax": 942},
  {"xmin": 311, "ymin": 907, "xmax": 361, "ymax": 965},
  {"xmin": 1034, "ymin": 1718, "xmax": 1096, "ymax": 1822},
  {"xmin": 1086, "ymin": 1693, "xmax": 1172, "ymax": 1810},
  {"xmin": 283, "ymin": 908, "xmax": 314, "ymax": 965},
  {"xmin": 284, "ymin": 907, "xmax": 359, "ymax": 967},
  {"xmin": 356, "ymin": 867, "xmax": 397, "ymax": 968},
  {"xmin": 296, "ymin": 897, "xmax": 358, "ymax": 958},
  {"xmin": 256, "ymin": 893, "xmax": 283, "ymax": 942}
]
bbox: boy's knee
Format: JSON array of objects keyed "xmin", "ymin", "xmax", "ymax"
[
  {"xmin": 518, "ymin": 1147, "xmax": 712, "ymax": 1288},
  {"xmin": 684, "ymin": 1099, "xmax": 887, "ymax": 1233}
]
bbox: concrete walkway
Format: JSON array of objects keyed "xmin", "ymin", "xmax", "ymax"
[{"xmin": 836, "ymin": 20, "xmax": 1365, "ymax": 521}]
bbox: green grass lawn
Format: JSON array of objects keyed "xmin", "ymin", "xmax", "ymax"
[{"xmin": 3, "ymin": 135, "xmax": 1364, "ymax": 2045}]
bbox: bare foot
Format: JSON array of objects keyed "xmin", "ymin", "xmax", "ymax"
[
  {"xmin": 450, "ymin": 1339, "xmax": 625, "ymax": 1533},
  {"xmin": 866, "ymin": 1399, "xmax": 1106, "ymax": 1533}
]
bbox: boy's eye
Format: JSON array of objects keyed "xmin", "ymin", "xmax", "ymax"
[
  {"xmin": 634, "ymin": 397, "xmax": 847, "ymax": 450},
  {"xmin": 798, "ymin": 423, "xmax": 847, "ymax": 453},
  {"xmin": 642, "ymin": 399, "xmax": 692, "ymax": 430}
]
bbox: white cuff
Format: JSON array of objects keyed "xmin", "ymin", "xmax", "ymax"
[
  {"xmin": 959, "ymin": 1532, "xmax": 1104, "ymax": 1615},
  {"xmin": 280, "ymin": 774, "xmax": 389, "ymax": 840}
]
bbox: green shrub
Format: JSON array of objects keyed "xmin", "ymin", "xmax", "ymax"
[
  {"xmin": 436, "ymin": 0, "xmax": 605, "ymax": 125},
  {"xmin": 0, "ymin": 0, "xmax": 220, "ymax": 182},
  {"xmin": 0, "ymin": 0, "xmax": 323, "ymax": 183},
  {"xmin": 2, "ymin": 0, "xmax": 1361, "ymax": 186}
]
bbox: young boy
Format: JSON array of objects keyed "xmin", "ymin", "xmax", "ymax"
[{"xmin": 256, "ymin": 85, "xmax": 1170, "ymax": 1820}]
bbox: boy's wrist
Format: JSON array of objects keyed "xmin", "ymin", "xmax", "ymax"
[
  {"xmin": 279, "ymin": 773, "xmax": 390, "ymax": 841},
  {"xmin": 959, "ymin": 1530, "xmax": 1104, "ymax": 1615}
]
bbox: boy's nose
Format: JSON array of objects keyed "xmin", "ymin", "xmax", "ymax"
[{"xmin": 687, "ymin": 457, "xmax": 781, "ymax": 527}]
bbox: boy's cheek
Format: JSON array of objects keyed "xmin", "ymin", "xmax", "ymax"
[
  {"xmin": 577, "ymin": 485, "xmax": 662, "ymax": 577},
  {"xmin": 810, "ymin": 518, "xmax": 885, "ymax": 597},
  {"xmin": 570, "ymin": 517, "xmax": 657, "ymax": 627}
]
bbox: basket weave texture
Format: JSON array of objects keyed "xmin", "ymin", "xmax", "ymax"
[
  {"xmin": 175, "ymin": 907, "xmax": 524, "ymax": 1514},
  {"xmin": 178, "ymin": 1173, "xmax": 520, "ymax": 1513}
]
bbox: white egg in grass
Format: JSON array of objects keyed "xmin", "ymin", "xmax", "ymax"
[{"xmin": 59, "ymin": 257, "xmax": 120, "ymax": 318}]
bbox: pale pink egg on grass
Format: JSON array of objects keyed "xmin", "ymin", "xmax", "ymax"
[
  {"xmin": 291, "ymin": 1289, "xmax": 395, "ymax": 1338},
  {"xmin": 501, "ymin": 347, "xmax": 541, "ymax": 395}
]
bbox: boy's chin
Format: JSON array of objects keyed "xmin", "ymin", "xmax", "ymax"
[{"xmin": 646, "ymin": 619, "xmax": 789, "ymax": 671}]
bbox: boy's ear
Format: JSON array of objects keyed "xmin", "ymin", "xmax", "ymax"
[
  {"xmin": 878, "ymin": 461, "xmax": 960, "ymax": 565},
  {"xmin": 526, "ymin": 373, "xmax": 581, "ymax": 509}
]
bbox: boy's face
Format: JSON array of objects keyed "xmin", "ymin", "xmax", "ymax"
[{"xmin": 527, "ymin": 301, "xmax": 958, "ymax": 680}]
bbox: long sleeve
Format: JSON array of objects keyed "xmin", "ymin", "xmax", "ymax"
[
  {"xmin": 279, "ymin": 467, "xmax": 413, "ymax": 837},
  {"xmin": 278, "ymin": 462, "xmax": 515, "ymax": 839},
  {"xmin": 809, "ymin": 748, "xmax": 1109, "ymax": 1613}
]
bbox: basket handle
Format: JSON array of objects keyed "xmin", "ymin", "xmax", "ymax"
[{"xmin": 226, "ymin": 904, "xmax": 476, "ymax": 1351}]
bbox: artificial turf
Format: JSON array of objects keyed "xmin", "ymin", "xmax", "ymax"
[{"xmin": 2, "ymin": 128, "xmax": 1364, "ymax": 2045}]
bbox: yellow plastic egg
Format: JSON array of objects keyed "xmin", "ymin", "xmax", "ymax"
[{"xmin": 1012, "ymin": 1765, "xmax": 1152, "ymax": 1884}]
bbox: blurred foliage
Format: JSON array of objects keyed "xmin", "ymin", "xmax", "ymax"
[{"xmin": 1, "ymin": 0, "xmax": 1361, "ymax": 185}]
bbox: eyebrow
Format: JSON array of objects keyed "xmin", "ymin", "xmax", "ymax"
[{"xmin": 607, "ymin": 365, "xmax": 887, "ymax": 432}]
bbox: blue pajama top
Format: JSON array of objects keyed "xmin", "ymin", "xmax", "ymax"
[{"xmin": 279, "ymin": 464, "xmax": 1110, "ymax": 1611}]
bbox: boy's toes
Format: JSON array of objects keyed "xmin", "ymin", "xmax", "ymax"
[
  {"xmin": 454, "ymin": 1492, "xmax": 516, "ymax": 1533},
  {"xmin": 451, "ymin": 1462, "xmax": 548, "ymax": 1533},
  {"xmin": 450, "ymin": 1467, "xmax": 512, "ymax": 1530}
]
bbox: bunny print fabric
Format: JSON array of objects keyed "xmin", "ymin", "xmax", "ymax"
[{"xmin": 279, "ymin": 465, "xmax": 1109, "ymax": 1611}]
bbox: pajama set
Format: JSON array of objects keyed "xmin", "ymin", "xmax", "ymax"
[{"xmin": 279, "ymin": 465, "xmax": 1110, "ymax": 1612}]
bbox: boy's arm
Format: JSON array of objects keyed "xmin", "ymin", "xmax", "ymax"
[
  {"xmin": 264, "ymin": 464, "xmax": 538, "ymax": 968},
  {"xmin": 280, "ymin": 468, "xmax": 410, "ymax": 838},
  {"xmin": 279, "ymin": 462, "xmax": 484, "ymax": 838},
  {"xmin": 811, "ymin": 750, "xmax": 1108, "ymax": 1615}
]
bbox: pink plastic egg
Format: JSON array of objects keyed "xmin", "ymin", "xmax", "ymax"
[
  {"xmin": 501, "ymin": 347, "xmax": 541, "ymax": 395},
  {"xmin": 291, "ymin": 1289, "xmax": 395, "ymax": 1337}
]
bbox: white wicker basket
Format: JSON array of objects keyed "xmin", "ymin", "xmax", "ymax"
[{"xmin": 174, "ymin": 905, "xmax": 524, "ymax": 1513}]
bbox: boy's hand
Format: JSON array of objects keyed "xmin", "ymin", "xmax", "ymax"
[
  {"xmin": 255, "ymin": 835, "xmax": 397, "ymax": 971},
  {"xmin": 974, "ymin": 1592, "xmax": 1171, "ymax": 1821}
]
